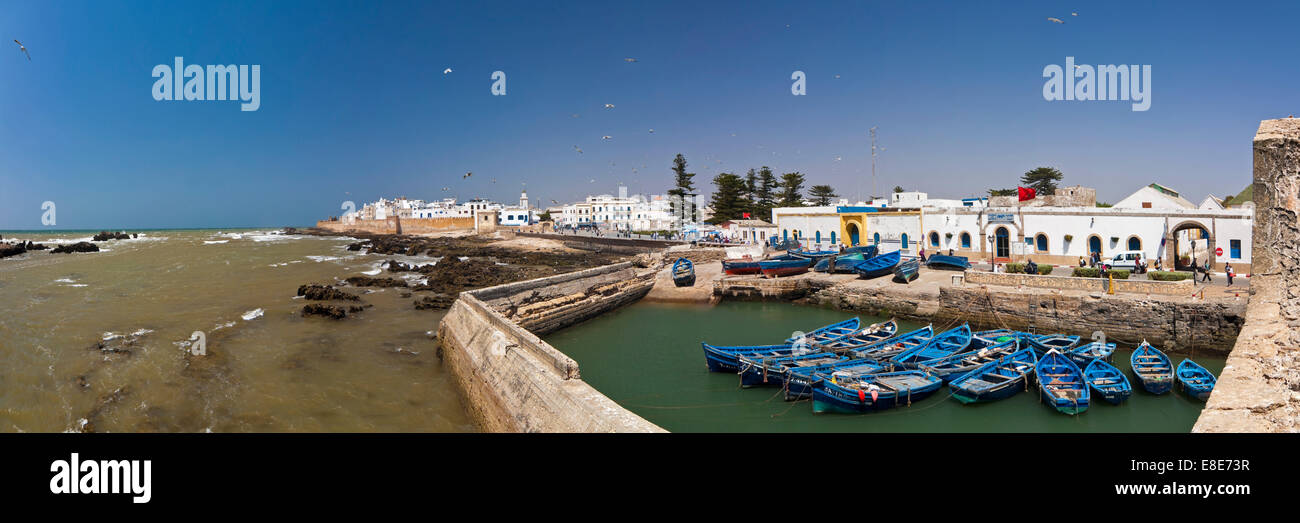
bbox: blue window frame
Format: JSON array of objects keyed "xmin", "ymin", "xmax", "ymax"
[
  {"xmin": 1036, "ymin": 234, "xmax": 1048, "ymax": 252},
  {"xmin": 900, "ymin": 233, "xmax": 909, "ymax": 249},
  {"xmin": 1230, "ymin": 239, "xmax": 1241, "ymax": 259},
  {"xmin": 960, "ymin": 232, "xmax": 971, "ymax": 249}
]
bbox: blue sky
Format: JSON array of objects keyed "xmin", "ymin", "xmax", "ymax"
[{"xmin": 1, "ymin": 0, "xmax": 1295, "ymax": 229}]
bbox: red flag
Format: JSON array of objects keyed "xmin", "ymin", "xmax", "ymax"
[
  {"xmin": 1018, "ymin": 187, "xmax": 1037, "ymax": 201},
  {"xmin": 742, "ymin": 212, "xmax": 751, "ymax": 219}
]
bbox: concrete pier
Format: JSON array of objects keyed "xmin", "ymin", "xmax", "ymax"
[{"xmin": 1195, "ymin": 118, "xmax": 1300, "ymax": 432}]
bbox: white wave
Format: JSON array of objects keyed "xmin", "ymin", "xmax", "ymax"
[
  {"xmin": 241, "ymin": 308, "xmax": 264, "ymax": 321},
  {"xmin": 203, "ymin": 240, "xmax": 229, "ymax": 244},
  {"xmin": 64, "ymin": 284, "xmax": 88, "ymax": 287},
  {"xmin": 131, "ymin": 328, "xmax": 154, "ymax": 336},
  {"xmin": 306, "ymin": 255, "xmax": 341, "ymax": 262},
  {"xmin": 102, "ymin": 332, "xmax": 123, "ymax": 341},
  {"xmin": 54, "ymin": 278, "xmax": 77, "ymax": 284},
  {"xmin": 361, "ymin": 268, "xmax": 382, "ymax": 276}
]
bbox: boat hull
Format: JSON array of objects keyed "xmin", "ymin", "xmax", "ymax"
[
  {"xmin": 812, "ymin": 378, "xmax": 941, "ymax": 413},
  {"xmin": 721, "ymin": 259, "xmax": 762, "ymax": 275}
]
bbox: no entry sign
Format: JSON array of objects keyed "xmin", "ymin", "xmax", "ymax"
[{"xmin": 1215, "ymin": 247, "xmax": 1224, "ymax": 256}]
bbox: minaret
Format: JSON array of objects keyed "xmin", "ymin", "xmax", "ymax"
[{"xmin": 520, "ymin": 190, "xmax": 529, "ymax": 209}]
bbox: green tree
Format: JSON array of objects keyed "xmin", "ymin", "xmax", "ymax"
[
  {"xmin": 666, "ymin": 154, "xmax": 697, "ymax": 221},
  {"xmin": 1020, "ymin": 166, "xmax": 1064, "ymax": 195},
  {"xmin": 754, "ymin": 166, "xmax": 777, "ymax": 219},
  {"xmin": 988, "ymin": 188, "xmax": 1017, "ymax": 197},
  {"xmin": 777, "ymin": 172, "xmax": 807, "ymax": 207},
  {"xmin": 744, "ymin": 168, "xmax": 758, "ymax": 215},
  {"xmin": 893, "ymin": 185, "xmax": 905, "ymax": 193},
  {"xmin": 809, "ymin": 184, "xmax": 838, "ymax": 205},
  {"xmin": 706, "ymin": 172, "xmax": 748, "ymax": 224}
]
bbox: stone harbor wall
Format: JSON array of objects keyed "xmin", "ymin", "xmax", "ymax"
[
  {"xmin": 1195, "ymin": 118, "xmax": 1300, "ymax": 432},
  {"xmin": 965, "ymin": 270, "xmax": 1194, "ymax": 296},
  {"xmin": 515, "ymin": 232, "xmax": 685, "ymax": 254},
  {"xmin": 315, "ymin": 217, "xmax": 474, "ymax": 235},
  {"xmin": 437, "ymin": 262, "xmax": 664, "ymax": 432}
]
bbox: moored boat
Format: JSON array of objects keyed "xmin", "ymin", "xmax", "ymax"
[
  {"xmin": 1083, "ymin": 359, "xmax": 1132, "ymax": 405},
  {"xmin": 812, "ymin": 371, "xmax": 943, "ymax": 413},
  {"xmin": 1130, "ymin": 341, "xmax": 1174, "ymax": 394},
  {"xmin": 1066, "ymin": 341, "xmax": 1116, "ymax": 367},
  {"xmin": 785, "ymin": 359, "xmax": 885, "ymax": 401},
  {"xmin": 893, "ymin": 258, "xmax": 920, "ymax": 283},
  {"xmin": 1036, "ymin": 349, "xmax": 1090, "ymax": 415},
  {"xmin": 925, "ymin": 254, "xmax": 972, "ymax": 270},
  {"xmin": 1024, "ymin": 334, "xmax": 1082, "ymax": 356},
  {"xmin": 759, "ymin": 256, "xmax": 812, "ymax": 278},
  {"xmin": 889, "ymin": 324, "xmax": 973, "ymax": 369},
  {"xmin": 846, "ymin": 325, "xmax": 936, "ymax": 361},
  {"xmin": 810, "ymin": 319, "xmax": 897, "ymax": 353},
  {"xmin": 1175, "ymin": 359, "xmax": 1216, "ymax": 401},
  {"xmin": 672, "ymin": 257, "xmax": 695, "ymax": 287},
  {"xmin": 842, "ymin": 245, "xmax": 878, "ymax": 257},
  {"xmin": 948, "ymin": 347, "xmax": 1038, "ymax": 404},
  {"xmin": 917, "ymin": 338, "xmax": 1018, "ymax": 383},
  {"xmin": 721, "ymin": 256, "xmax": 762, "ymax": 275},
  {"xmin": 699, "ymin": 317, "xmax": 859, "ymax": 372},
  {"xmin": 853, "ymin": 250, "xmax": 901, "ymax": 279},
  {"xmin": 738, "ymin": 352, "xmax": 847, "ymax": 388}
]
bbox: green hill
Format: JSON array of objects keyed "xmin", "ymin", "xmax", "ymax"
[{"xmin": 1222, "ymin": 184, "xmax": 1253, "ymax": 207}]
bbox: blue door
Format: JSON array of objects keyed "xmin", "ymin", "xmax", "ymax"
[{"xmin": 1230, "ymin": 239, "xmax": 1241, "ymax": 259}]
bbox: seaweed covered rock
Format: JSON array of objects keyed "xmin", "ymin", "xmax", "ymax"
[
  {"xmin": 302, "ymin": 304, "xmax": 348, "ymax": 319},
  {"xmin": 52, "ymin": 242, "xmax": 100, "ymax": 253},
  {"xmin": 344, "ymin": 276, "xmax": 408, "ymax": 288},
  {"xmin": 296, "ymin": 284, "xmax": 360, "ymax": 301},
  {"xmin": 92, "ymin": 231, "xmax": 132, "ymax": 241},
  {"xmin": 413, "ymin": 294, "xmax": 456, "ymax": 310}
]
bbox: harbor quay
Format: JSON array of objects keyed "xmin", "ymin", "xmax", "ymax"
[{"xmin": 433, "ymin": 120, "xmax": 1300, "ymax": 433}]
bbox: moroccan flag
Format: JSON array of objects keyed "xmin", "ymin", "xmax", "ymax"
[
  {"xmin": 742, "ymin": 212, "xmax": 751, "ymax": 219},
  {"xmin": 1018, "ymin": 187, "xmax": 1037, "ymax": 201}
]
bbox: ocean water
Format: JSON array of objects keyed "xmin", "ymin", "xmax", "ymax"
[
  {"xmin": 0, "ymin": 229, "xmax": 473, "ymax": 432},
  {"xmin": 545, "ymin": 301, "xmax": 1227, "ymax": 432}
]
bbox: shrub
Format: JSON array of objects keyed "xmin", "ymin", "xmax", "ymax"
[
  {"xmin": 1103, "ymin": 269, "xmax": 1131, "ymax": 279},
  {"xmin": 1063, "ymin": 234, "xmax": 1074, "ymax": 241},
  {"xmin": 1149, "ymin": 270, "xmax": 1193, "ymax": 281},
  {"xmin": 1005, "ymin": 262, "xmax": 1025, "ymax": 274},
  {"xmin": 1072, "ymin": 267, "xmax": 1100, "ymax": 278},
  {"xmin": 1036, "ymin": 265, "xmax": 1054, "ymax": 275}
]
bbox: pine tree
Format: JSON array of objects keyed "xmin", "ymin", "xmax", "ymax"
[
  {"xmin": 744, "ymin": 168, "xmax": 758, "ymax": 215},
  {"xmin": 1020, "ymin": 167, "xmax": 1064, "ymax": 195},
  {"xmin": 809, "ymin": 184, "xmax": 838, "ymax": 205},
  {"xmin": 777, "ymin": 172, "xmax": 806, "ymax": 207},
  {"xmin": 666, "ymin": 154, "xmax": 697, "ymax": 221},
  {"xmin": 755, "ymin": 166, "xmax": 777, "ymax": 220},
  {"xmin": 893, "ymin": 185, "xmax": 905, "ymax": 193},
  {"xmin": 706, "ymin": 172, "xmax": 747, "ymax": 224}
]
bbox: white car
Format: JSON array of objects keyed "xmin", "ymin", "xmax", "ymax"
[{"xmin": 1101, "ymin": 250, "xmax": 1147, "ymax": 271}]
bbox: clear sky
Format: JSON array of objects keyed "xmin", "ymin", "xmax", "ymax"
[{"xmin": 1, "ymin": 0, "xmax": 1295, "ymax": 229}]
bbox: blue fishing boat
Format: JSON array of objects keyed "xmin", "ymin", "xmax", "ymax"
[
  {"xmin": 1083, "ymin": 359, "xmax": 1132, "ymax": 405},
  {"xmin": 1024, "ymin": 334, "xmax": 1082, "ymax": 356},
  {"xmin": 812, "ymin": 371, "xmax": 943, "ymax": 413},
  {"xmin": 843, "ymin": 245, "xmax": 878, "ymax": 257},
  {"xmin": 672, "ymin": 257, "xmax": 695, "ymax": 287},
  {"xmin": 889, "ymin": 324, "xmax": 973, "ymax": 369},
  {"xmin": 948, "ymin": 347, "xmax": 1038, "ymax": 404},
  {"xmin": 1036, "ymin": 349, "xmax": 1089, "ymax": 415},
  {"xmin": 759, "ymin": 256, "xmax": 812, "ymax": 278},
  {"xmin": 893, "ymin": 258, "xmax": 920, "ymax": 283},
  {"xmin": 810, "ymin": 319, "xmax": 898, "ymax": 353},
  {"xmin": 853, "ymin": 250, "xmax": 901, "ymax": 279},
  {"xmin": 789, "ymin": 249, "xmax": 839, "ymax": 261},
  {"xmin": 699, "ymin": 317, "xmax": 861, "ymax": 372},
  {"xmin": 785, "ymin": 359, "xmax": 885, "ymax": 401},
  {"xmin": 1176, "ymin": 359, "xmax": 1216, "ymax": 401},
  {"xmin": 1066, "ymin": 341, "xmax": 1116, "ymax": 367},
  {"xmin": 972, "ymin": 329, "xmax": 1026, "ymax": 348},
  {"xmin": 845, "ymin": 325, "xmax": 936, "ymax": 361},
  {"xmin": 917, "ymin": 338, "xmax": 1019, "ymax": 383},
  {"xmin": 1130, "ymin": 341, "xmax": 1174, "ymax": 394},
  {"xmin": 813, "ymin": 252, "xmax": 867, "ymax": 273},
  {"xmin": 738, "ymin": 352, "xmax": 848, "ymax": 388},
  {"xmin": 925, "ymin": 254, "xmax": 971, "ymax": 270},
  {"xmin": 721, "ymin": 256, "xmax": 762, "ymax": 275}
]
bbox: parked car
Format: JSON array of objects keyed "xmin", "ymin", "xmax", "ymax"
[{"xmin": 1101, "ymin": 250, "xmax": 1146, "ymax": 271}]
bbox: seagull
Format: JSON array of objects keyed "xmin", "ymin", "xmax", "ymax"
[
  {"xmin": 1047, "ymin": 17, "xmax": 1064, "ymax": 24},
  {"xmin": 648, "ymin": 129, "xmax": 654, "ymax": 134},
  {"xmin": 571, "ymin": 114, "xmax": 580, "ymax": 118},
  {"xmin": 13, "ymin": 40, "xmax": 29, "ymax": 60},
  {"xmin": 603, "ymin": 103, "xmax": 615, "ymax": 109},
  {"xmin": 574, "ymin": 145, "xmax": 583, "ymax": 154},
  {"xmin": 834, "ymin": 74, "xmax": 841, "ymax": 79},
  {"xmin": 463, "ymin": 171, "xmax": 472, "ymax": 178},
  {"xmin": 551, "ymin": 199, "xmax": 559, "ymax": 204},
  {"xmin": 443, "ymin": 68, "xmax": 453, "ymax": 74},
  {"xmin": 1071, "ymin": 12, "xmax": 1078, "ymax": 16},
  {"xmin": 601, "ymin": 135, "xmax": 612, "ymax": 140},
  {"xmin": 442, "ymin": 186, "xmax": 450, "ymax": 191},
  {"xmin": 624, "ymin": 58, "xmax": 638, "ymax": 63},
  {"xmin": 589, "ymin": 179, "xmax": 596, "ymax": 183},
  {"xmin": 491, "ymin": 178, "xmax": 497, "ymax": 183},
  {"xmin": 834, "ymin": 156, "xmax": 842, "ymax": 161}
]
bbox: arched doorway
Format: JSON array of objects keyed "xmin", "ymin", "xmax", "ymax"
[
  {"xmin": 1169, "ymin": 221, "xmax": 1212, "ymax": 270},
  {"xmin": 846, "ymin": 223, "xmax": 859, "ymax": 245},
  {"xmin": 901, "ymin": 233, "xmax": 910, "ymax": 252},
  {"xmin": 995, "ymin": 227, "xmax": 1010, "ymax": 259},
  {"xmin": 1088, "ymin": 235, "xmax": 1102, "ymax": 256},
  {"xmin": 873, "ymin": 232, "xmax": 880, "ymax": 245}
]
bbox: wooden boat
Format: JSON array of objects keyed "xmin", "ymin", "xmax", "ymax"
[
  {"xmin": 889, "ymin": 324, "xmax": 973, "ymax": 369},
  {"xmin": 845, "ymin": 325, "xmax": 936, "ymax": 361},
  {"xmin": 813, "ymin": 253, "xmax": 866, "ymax": 273},
  {"xmin": 893, "ymin": 258, "xmax": 920, "ymax": 283},
  {"xmin": 842, "ymin": 245, "xmax": 878, "ymax": 257},
  {"xmin": 948, "ymin": 347, "xmax": 1038, "ymax": 404},
  {"xmin": 786, "ymin": 359, "xmax": 885, "ymax": 401},
  {"xmin": 738, "ymin": 352, "xmax": 847, "ymax": 388},
  {"xmin": 672, "ymin": 257, "xmax": 695, "ymax": 287},
  {"xmin": 925, "ymin": 254, "xmax": 971, "ymax": 270},
  {"xmin": 1024, "ymin": 334, "xmax": 1082, "ymax": 356},
  {"xmin": 810, "ymin": 319, "xmax": 897, "ymax": 353},
  {"xmin": 759, "ymin": 256, "xmax": 812, "ymax": 278},
  {"xmin": 1130, "ymin": 341, "xmax": 1174, "ymax": 394},
  {"xmin": 721, "ymin": 256, "xmax": 762, "ymax": 275},
  {"xmin": 917, "ymin": 338, "xmax": 1019, "ymax": 383},
  {"xmin": 972, "ymin": 329, "xmax": 1025, "ymax": 345},
  {"xmin": 1066, "ymin": 341, "xmax": 1116, "ymax": 367},
  {"xmin": 812, "ymin": 371, "xmax": 943, "ymax": 413},
  {"xmin": 699, "ymin": 318, "xmax": 860, "ymax": 372},
  {"xmin": 853, "ymin": 250, "xmax": 901, "ymax": 279},
  {"xmin": 1083, "ymin": 359, "xmax": 1132, "ymax": 405},
  {"xmin": 1176, "ymin": 359, "xmax": 1216, "ymax": 401},
  {"xmin": 789, "ymin": 249, "xmax": 839, "ymax": 261},
  {"xmin": 1036, "ymin": 349, "xmax": 1090, "ymax": 415}
]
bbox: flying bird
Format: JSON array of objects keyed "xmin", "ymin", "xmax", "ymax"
[
  {"xmin": 624, "ymin": 58, "xmax": 638, "ymax": 63},
  {"xmin": 573, "ymin": 145, "xmax": 583, "ymax": 154},
  {"xmin": 834, "ymin": 74, "xmax": 841, "ymax": 79},
  {"xmin": 551, "ymin": 199, "xmax": 558, "ymax": 204},
  {"xmin": 601, "ymin": 135, "xmax": 612, "ymax": 140},
  {"xmin": 491, "ymin": 178, "xmax": 497, "ymax": 183},
  {"xmin": 463, "ymin": 172, "xmax": 472, "ymax": 178},
  {"xmin": 443, "ymin": 68, "xmax": 453, "ymax": 74},
  {"xmin": 603, "ymin": 103, "xmax": 615, "ymax": 109},
  {"xmin": 648, "ymin": 129, "xmax": 654, "ymax": 133},
  {"xmin": 13, "ymin": 40, "xmax": 29, "ymax": 60},
  {"xmin": 589, "ymin": 179, "xmax": 596, "ymax": 183},
  {"xmin": 834, "ymin": 156, "xmax": 842, "ymax": 161},
  {"xmin": 1047, "ymin": 17, "xmax": 1064, "ymax": 24},
  {"xmin": 1071, "ymin": 12, "xmax": 1078, "ymax": 16},
  {"xmin": 571, "ymin": 114, "xmax": 580, "ymax": 118},
  {"xmin": 442, "ymin": 186, "xmax": 450, "ymax": 191}
]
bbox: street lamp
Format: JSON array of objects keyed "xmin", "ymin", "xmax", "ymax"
[{"xmin": 987, "ymin": 234, "xmax": 995, "ymax": 271}]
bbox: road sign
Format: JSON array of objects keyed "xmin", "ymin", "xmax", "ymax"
[{"xmin": 1215, "ymin": 247, "xmax": 1224, "ymax": 256}]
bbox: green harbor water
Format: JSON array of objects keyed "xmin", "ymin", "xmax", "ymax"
[{"xmin": 544, "ymin": 301, "xmax": 1226, "ymax": 432}]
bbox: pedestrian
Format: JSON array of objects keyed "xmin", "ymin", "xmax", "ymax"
[
  {"xmin": 1201, "ymin": 259, "xmax": 1213, "ymax": 282},
  {"xmin": 919, "ymin": 247, "xmax": 927, "ymax": 262},
  {"xmin": 948, "ymin": 248, "xmax": 954, "ymax": 256},
  {"xmin": 1226, "ymin": 262, "xmax": 1234, "ymax": 286},
  {"xmin": 1078, "ymin": 256, "xmax": 1086, "ymax": 268}
]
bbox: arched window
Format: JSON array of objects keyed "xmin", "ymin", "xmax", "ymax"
[
  {"xmin": 929, "ymin": 231, "xmax": 940, "ymax": 247},
  {"xmin": 874, "ymin": 232, "xmax": 881, "ymax": 245},
  {"xmin": 1088, "ymin": 235, "xmax": 1102, "ymax": 255},
  {"xmin": 1127, "ymin": 236, "xmax": 1141, "ymax": 251},
  {"xmin": 1036, "ymin": 233, "xmax": 1048, "ymax": 252},
  {"xmin": 901, "ymin": 233, "xmax": 910, "ymax": 249},
  {"xmin": 815, "ymin": 231, "xmax": 822, "ymax": 243},
  {"xmin": 960, "ymin": 232, "xmax": 971, "ymax": 249},
  {"xmin": 783, "ymin": 229, "xmax": 788, "ymax": 241},
  {"xmin": 830, "ymin": 231, "xmax": 837, "ymax": 244}
]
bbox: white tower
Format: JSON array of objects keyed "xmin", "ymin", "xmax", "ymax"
[{"xmin": 519, "ymin": 190, "xmax": 529, "ymax": 209}]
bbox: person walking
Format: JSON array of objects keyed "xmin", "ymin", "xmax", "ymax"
[
  {"xmin": 1225, "ymin": 262, "xmax": 1234, "ymax": 286},
  {"xmin": 1201, "ymin": 259, "xmax": 1213, "ymax": 283},
  {"xmin": 1078, "ymin": 256, "xmax": 1086, "ymax": 268},
  {"xmin": 919, "ymin": 247, "xmax": 927, "ymax": 262}
]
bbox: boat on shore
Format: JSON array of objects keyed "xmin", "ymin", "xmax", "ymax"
[
  {"xmin": 853, "ymin": 250, "xmax": 901, "ymax": 279},
  {"xmin": 721, "ymin": 256, "xmax": 762, "ymax": 275},
  {"xmin": 917, "ymin": 338, "xmax": 1019, "ymax": 383},
  {"xmin": 812, "ymin": 371, "xmax": 943, "ymax": 413},
  {"xmin": 925, "ymin": 254, "xmax": 971, "ymax": 271},
  {"xmin": 1083, "ymin": 359, "xmax": 1132, "ymax": 405},
  {"xmin": 889, "ymin": 324, "xmax": 973, "ymax": 369},
  {"xmin": 1130, "ymin": 341, "xmax": 1174, "ymax": 394},
  {"xmin": 672, "ymin": 257, "xmax": 695, "ymax": 287},
  {"xmin": 948, "ymin": 347, "xmax": 1038, "ymax": 403},
  {"xmin": 893, "ymin": 258, "xmax": 920, "ymax": 283},
  {"xmin": 789, "ymin": 249, "xmax": 839, "ymax": 261},
  {"xmin": 1175, "ymin": 359, "xmax": 1216, "ymax": 401},
  {"xmin": 813, "ymin": 252, "xmax": 867, "ymax": 273},
  {"xmin": 759, "ymin": 256, "xmax": 812, "ymax": 278},
  {"xmin": 1036, "ymin": 349, "xmax": 1089, "ymax": 415}
]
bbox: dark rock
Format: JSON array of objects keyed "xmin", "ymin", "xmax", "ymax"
[
  {"xmin": 345, "ymin": 276, "xmax": 408, "ymax": 288},
  {"xmin": 92, "ymin": 231, "xmax": 131, "ymax": 241},
  {"xmin": 302, "ymin": 304, "xmax": 347, "ymax": 319},
  {"xmin": 0, "ymin": 243, "xmax": 25, "ymax": 259},
  {"xmin": 52, "ymin": 242, "xmax": 100, "ymax": 254},
  {"xmin": 28, "ymin": 242, "xmax": 48, "ymax": 250},
  {"xmin": 414, "ymin": 294, "xmax": 456, "ymax": 310},
  {"xmin": 296, "ymin": 284, "xmax": 360, "ymax": 301}
]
